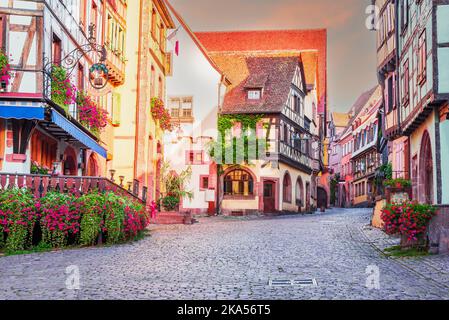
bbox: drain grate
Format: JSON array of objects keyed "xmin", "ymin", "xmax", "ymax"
[{"xmin": 269, "ymin": 279, "xmax": 317, "ymax": 287}]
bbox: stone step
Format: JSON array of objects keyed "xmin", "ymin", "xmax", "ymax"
[{"xmin": 150, "ymin": 211, "xmax": 193, "ymax": 225}]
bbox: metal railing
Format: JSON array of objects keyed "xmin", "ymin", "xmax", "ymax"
[{"xmin": 0, "ymin": 173, "xmax": 147, "ymax": 205}]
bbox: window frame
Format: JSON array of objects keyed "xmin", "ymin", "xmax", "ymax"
[{"xmin": 223, "ymin": 169, "xmax": 255, "ymax": 198}]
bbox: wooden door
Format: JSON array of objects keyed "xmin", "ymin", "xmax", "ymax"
[{"xmin": 263, "ymin": 181, "xmax": 276, "ymax": 212}]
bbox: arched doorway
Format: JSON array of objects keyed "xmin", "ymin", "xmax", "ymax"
[
  {"xmin": 282, "ymin": 172, "xmax": 292, "ymax": 203},
  {"xmin": 317, "ymin": 187, "xmax": 327, "ymax": 210},
  {"xmin": 86, "ymin": 153, "xmax": 99, "ymax": 177},
  {"xmin": 419, "ymin": 131, "xmax": 433, "ymax": 204},
  {"xmin": 295, "ymin": 177, "xmax": 304, "ymax": 210},
  {"xmin": 63, "ymin": 147, "xmax": 77, "ymax": 176}
]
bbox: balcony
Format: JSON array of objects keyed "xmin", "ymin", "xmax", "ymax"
[
  {"xmin": 104, "ymin": 43, "xmax": 126, "ymax": 85},
  {"xmin": 279, "ymin": 141, "xmax": 313, "ymax": 172}
]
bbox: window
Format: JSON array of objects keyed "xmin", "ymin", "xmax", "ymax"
[
  {"xmin": 151, "ymin": 8, "xmax": 157, "ymax": 38},
  {"xmin": 78, "ymin": 63, "xmax": 84, "ymax": 91},
  {"xmin": 0, "ymin": 14, "xmax": 5, "ymax": 51},
  {"xmin": 31, "ymin": 131, "xmax": 57, "ymax": 170},
  {"xmin": 80, "ymin": 0, "xmax": 87, "ymax": 31},
  {"xmin": 418, "ymin": 30, "xmax": 427, "ymax": 85},
  {"xmin": 385, "ymin": 75, "xmax": 394, "ymax": 113},
  {"xmin": 224, "ymin": 169, "xmax": 254, "ymax": 196},
  {"xmin": 283, "ymin": 173, "xmax": 292, "ymax": 203},
  {"xmin": 401, "ymin": 0, "xmax": 410, "ymax": 32},
  {"xmin": 169, "ymin": 97, "xmax": 193, "ymax": 122},
  {"xmin": 248, "ymin": 90, "xmax": 261, "ymax": 100},
  {"xmin": 158, "ymin": 76, "xmax": 163, "ymax": 99},
  {"xmin": 52, "ymin": 34, "xmax": 62, "ymax": 65},
  {"xmin": 159, "ymin": 23, "xmax": 165, "ymax": 51},
  {"xmin": 402, "ymin": 59, "xmax": 410, "ymax": 106},
  {"xmin": 294, "ymin": 95, "xmax": 301, "ymax": 113},
  {"xmin": 150, "ymin": 65, "xmax": 155, "ymax": 97},
  {"xmin": 200, "ymin": 176, "xmax": 209, "ymax": 190},
  {"xmin": 91, "ymin": 2, "xmax": 98, "ymax": 35},
  {"xmin": 186, "ymin": 151, "xmax": 204, "ymax": 165}
]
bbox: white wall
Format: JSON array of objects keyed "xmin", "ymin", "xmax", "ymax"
[{"xmin": 164, "ymin": 21, "xmax": 223, "ymax": 210}]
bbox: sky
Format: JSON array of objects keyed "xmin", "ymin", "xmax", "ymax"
[{"xmin": 169, "ymin": 0, "xmax": 378, "ymax": 113}]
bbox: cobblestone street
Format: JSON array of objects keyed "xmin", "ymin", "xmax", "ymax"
[{"xmin": 0, "ymin": 208, "xmax": 448, "ymax": 300}]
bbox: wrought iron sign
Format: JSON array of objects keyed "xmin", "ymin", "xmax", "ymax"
[{"xmin": 43, "ymin": 24, "xmax": 109, "ymax": 97}]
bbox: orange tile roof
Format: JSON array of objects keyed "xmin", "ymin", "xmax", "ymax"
[
  {"xmin": 195, "ymin": 29, "xmax": 327, "ymax": 113},
  {"xmin": 212, "ymin": 55, "xmax": 301, "ymax": 114}
]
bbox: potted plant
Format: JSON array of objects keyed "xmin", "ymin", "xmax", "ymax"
[
  {"xmin": 381, "ymin": 201, "xmax": 437, "ymax": 250},
  {"xmin": 76, "ymin": 90, "xmax": 109, "ymax": 136},
  {"xmin": 50, "ymin": 65, "xmax": 76, "ymax": 112},
  {"xmin": 384, "ymin": 178, "xmax": 412, "ymax": 189},
  {"xmin": 150, "ymin": 97, "xmax": 174, "ymax": 132},
  {"xmin": 159, "ymin": 162, "xmax": 193, "ymax": 212}
]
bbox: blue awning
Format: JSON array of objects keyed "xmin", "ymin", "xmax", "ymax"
[
  {"xmin": 51, "ymin": 110, "xmax": 107, "ymax": 158},
  {"xmin": 0, "ymin": 103, "xmax": 45, "ymax": 120}
]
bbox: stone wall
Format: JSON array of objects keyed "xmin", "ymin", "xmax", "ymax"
[{"xmin": 429, "ymin": 205, "xmax": 449, "ymax": 254}]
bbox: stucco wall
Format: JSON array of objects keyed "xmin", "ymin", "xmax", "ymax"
[
  {"xmin": 163, "ymin": 16, "xmax": 224, "ymax": 211},
  {"xmin": 440, "ymin": 119, "xmax": 449, "ymax": 204},
  {"xmin": 409, "ymin": 111, "xmax": 437, "ymax": 204}
]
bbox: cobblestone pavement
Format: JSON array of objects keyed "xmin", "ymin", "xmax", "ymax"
[{"xmin": 0, "ymin": 208, "xmax": 448, "ymax": 300}]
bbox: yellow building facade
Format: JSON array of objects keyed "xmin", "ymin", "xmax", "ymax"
[{"xmin": 112, "ymin": 0, "xmax": 174, "ymax": 201}]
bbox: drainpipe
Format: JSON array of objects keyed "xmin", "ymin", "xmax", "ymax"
[{"xmin": 215, "ymin": 75, "xmax": 225, "ymax": 216}]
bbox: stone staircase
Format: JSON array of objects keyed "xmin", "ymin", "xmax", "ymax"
[{"xmin": 150, "ymin": 211, "xmax": 195, "ymax": 225}]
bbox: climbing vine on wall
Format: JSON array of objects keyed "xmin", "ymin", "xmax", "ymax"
[{"xmin": 209, "ymin": 114, "xmax": 268, "ymax": 165}]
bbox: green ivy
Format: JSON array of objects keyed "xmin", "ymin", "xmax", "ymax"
[
  {"xmin": 210, "ymin": 114, "xmax": 267, "ymax": 164},
  {"xmin": 79, "ymin": 192, "xmax": 105, "ymax": 246},
  {"xmin": 329, "ymin": 173, "xmax": 340, "ymax": 205}
]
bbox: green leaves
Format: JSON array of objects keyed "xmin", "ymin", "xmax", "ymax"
[{"xmin": 210, "ymin": 114, "xmax": 267, "ymax": 164}]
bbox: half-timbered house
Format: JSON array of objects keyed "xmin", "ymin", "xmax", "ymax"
[
  {"xmin": 0, "ymin": 0, "xmax": 109, "ymax": 177},
  {"xmin": 205, "ymin": 53, "xmax": 321, "ymax": 215}
]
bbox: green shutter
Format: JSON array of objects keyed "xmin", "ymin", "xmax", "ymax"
[{"xmin": 112, "ymin": 93, "xmax": 121, "ymax": 126}]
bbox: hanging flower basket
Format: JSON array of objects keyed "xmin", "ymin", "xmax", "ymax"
[
  {"xmin": 50, "ymin": 65, "xmax": 76, "ymax": 111},
  {"xmin": 150, "ymin": 97, "xmax": 174, "ymax": 131},
  {"xmin": 0, "ymin": 51, "xmax": 12, "ymax": 90},
  {"xmin": 76, "ymin": 90, "xmax": 109, "ymax": 135}
]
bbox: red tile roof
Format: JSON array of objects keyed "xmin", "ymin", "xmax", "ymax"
[
  {"xmin": 215, "ymin": 55, "xmax": 300, "ymax": 114},
  {"xmin": 195, "ymin": 29, "xmax": 327, "ymax": 113}
]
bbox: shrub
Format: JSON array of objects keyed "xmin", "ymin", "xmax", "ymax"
[
  {"xmin": 78, "ymin": 192, "xmax": 105, "ymax": 246},
  {"xmin": 381, "ymin": 202, "xmax": 437, "ymax": 242},
  {"xmin": 102, "ymin": 192, "xmax": 126, "ymax": 244},
  {"xmin": 39, "ymin": 192, "xmax": 81, "ymax": 248},
  {"xmin": 381, "ymin": 203, "xmax": 403, "ymax": 235},
  {"xmin": 161, "ymin": 195, "xmax": 180, "ymax": 212},
  {"xmin": 0, "ymin": 189, "xmax": 38, "ymax": 252},
  {"xmin": 399, "ymin": 202, "xmax": 437, "ymax": 242},
  {"xmin": 0, "ymin": 189, "xmax": 149, "ymax": 254}
]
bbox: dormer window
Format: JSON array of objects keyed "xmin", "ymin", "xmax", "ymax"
[{"xmin": 248, "ymin": 89, "xmax": 261, "ymax": 100}]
